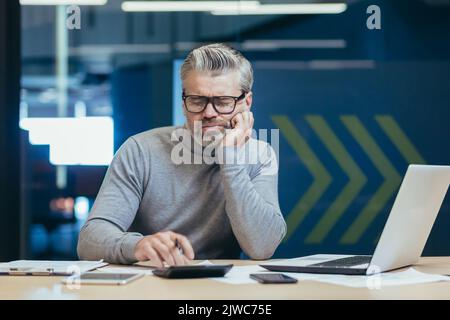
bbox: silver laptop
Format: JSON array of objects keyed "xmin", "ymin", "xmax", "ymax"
[{"xmin": 262, "ymin": 165, "xmax": 450, "ymax": 275}]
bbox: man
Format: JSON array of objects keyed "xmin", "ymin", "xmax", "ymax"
[{"xmin": 77, "ymin": 43, "xmax": 286, "ymax": 266}]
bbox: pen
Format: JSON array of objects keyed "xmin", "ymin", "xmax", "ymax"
[{"xmin": 175, "ymin": 239, "xmax": 184, "ymax": 256}]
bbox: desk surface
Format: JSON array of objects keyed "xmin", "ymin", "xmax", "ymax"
[{"xmin": 1, "ymin": 257, "xmax": 450, "ymax": 300}]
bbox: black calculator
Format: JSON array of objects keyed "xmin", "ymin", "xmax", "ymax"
[{"xmin": 152, "ymin": 264, "xmax": 233, "ymax": 279}]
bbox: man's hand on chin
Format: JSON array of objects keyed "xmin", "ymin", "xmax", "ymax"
[{"xmin": 221, "ymin": 111, "xmax": 254, "ymax": 148}]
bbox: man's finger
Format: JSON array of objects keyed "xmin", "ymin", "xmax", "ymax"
[
  {"xmin": 159, "ymin": 235, "xmax": 185, "ymax": 266},
  {"xmin": 231, "ymin": 113, "xmax": 244, "ymax": 129},
  {"xmin": 229, "ymin": 114, "xmax": 237, "ymax": 129},
  {"xmin": 242, "ymin": 111, "xmax": 250, "ymax": 126},
  {"xmin": 171, "ymin": 248, "xmax": 186, "ymax": 266},
  {"xmin": 152, "ymin": 239, "xmax": 176, "ymax": 266},
  {"xmin": 144, "ymin": 244, "xmax": 164, "ymax": 268}
]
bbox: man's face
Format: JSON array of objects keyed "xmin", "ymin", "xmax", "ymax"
[{"xmin": 182, "ymin": 70, "xmax": 252, "ymax": 142}]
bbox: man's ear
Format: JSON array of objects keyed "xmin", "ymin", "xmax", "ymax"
[{"xmin": 245, "ymin": 91, "xmax": 253, "ymax": 111}]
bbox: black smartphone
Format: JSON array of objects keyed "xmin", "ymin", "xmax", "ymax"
[{"xmin": 250, "ymin": 273, "xmax": 298, "ymax": 284}]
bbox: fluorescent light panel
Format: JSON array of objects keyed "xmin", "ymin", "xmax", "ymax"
[
  {"xmin": 242, "ymin": 39, "xmax": 347, "ymax": 50},
  {"xmin": 20, "ymin": 0, "xmax": 107, "ymax": 5},
  {"xmin": 212, "ymin": 3, "xmax": 348, "ymax": 15},
  {"xmin": 122, "ymin": 1, "xmax": 260, "ymax": 12}
]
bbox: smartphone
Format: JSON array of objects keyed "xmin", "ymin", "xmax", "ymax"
[
  {"xmin": 250, "ymin": 273, "xmax": 298, "ymax": 284},
  {"xmin": 61, "ymin": 272, "xmax": 144, "ymax": 285}
]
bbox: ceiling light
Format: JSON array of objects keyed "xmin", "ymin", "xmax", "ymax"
[
  {"xmin": 122, "ymin": 1, "xmax": 260, "ymax": 12},
  {"xmin": 20, "ymin": 0, "xmax": 107, "ymax": 5},
  {"xmin": 211, "ymin": 3, "xmax": 347, "ymax": 15}
]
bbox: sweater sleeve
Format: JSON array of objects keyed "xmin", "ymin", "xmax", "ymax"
[
  {"xmin": 77, "ymin": 137, "xmax": 146, "ymax": 264},
  {"xmin": 219, "ymin": 141, "xmax": 287, "ymax": 260}
]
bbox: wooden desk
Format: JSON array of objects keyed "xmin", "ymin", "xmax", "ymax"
[{"xmin": 1, "ymin": 257, "xmax": 450, "ymax": 300}]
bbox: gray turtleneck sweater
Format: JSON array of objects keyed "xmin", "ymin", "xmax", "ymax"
[{"xmin": 77, "ymin": 126, "xmax": 286, "ymax": 264}]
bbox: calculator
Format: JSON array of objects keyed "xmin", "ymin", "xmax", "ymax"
[{"xmin": 152, "ymin": 264, "xmax": 233, "ymax": 279}]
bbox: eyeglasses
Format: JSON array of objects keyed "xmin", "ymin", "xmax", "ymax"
[{"xmin": 182, "ymin": 91, "xmax": 246, "ymax": 114}]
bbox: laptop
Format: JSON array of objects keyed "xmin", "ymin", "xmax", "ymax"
[{"xmin": 261, "ymin": 165, "xmax": 450, "ymax": 275}]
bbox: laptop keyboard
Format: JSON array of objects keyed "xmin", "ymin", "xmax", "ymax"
[{"xmin": 309, "ymin": 256, "xmax": 372, "ymax": 268}]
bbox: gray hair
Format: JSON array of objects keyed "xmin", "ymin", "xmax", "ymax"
[{"xmin": 180, "ymin": 43, "xmax": 253, "ymax": 93}]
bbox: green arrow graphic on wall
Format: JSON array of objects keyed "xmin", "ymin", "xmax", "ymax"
[
  {"xmin": 273, "ymin": 114, "xmax": 425, "ymax": 245},
  {"xmin": 272, "ymin": 115, "xmax": 332, "ymax": 242},
  {"xmin": 371, "ymin": 115, "xmax": 427, "ymax": 243},
  {"xmin": 339, "ymin": 115, "xmax": 402, "ymax": 244},
  {"xmin": 304, "ymin": 115, "xmax": 367, "ymax": 244},
  {"xmin": 375, "ymin": 115, "xmax": 426, "ymax": 165}
]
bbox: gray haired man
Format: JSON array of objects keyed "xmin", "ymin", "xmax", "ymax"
[{"xmin": 77, "ymin": 43, "xmax": 287, "ymax": 266}]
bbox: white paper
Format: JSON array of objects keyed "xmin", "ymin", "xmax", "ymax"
[
  {"xmin": 195, "ymin": 260, "xmax": 215, "ymax": 266},
  {"xmin": 284, "ymin": 267, "xmax": 450, "ymax": 288},
  {"xmin": 134, "ymin": 259, "xmax": 212, "ymax": 269},
  {"xmin": 210, "ymin": 265, "xmax": 450, "ymax": 288},
  {"xmin": 211, "ymin": 264, "xmax": 267, "ymax": 284},
  {"xmin": 95, "ymin": 265, "xmax": 154, "ymax": 276},
  {"xmin": 102, "ymin": 260, "xmax": 214, "ymax": 275},
  {"xmin": 0, "ymin": 260, "xmax": 107, "ymax": 275}
]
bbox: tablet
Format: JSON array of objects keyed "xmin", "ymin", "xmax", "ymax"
[
  {"xmin": 152, "ymin": 264, "xmax": 233, "ymax": 279},
  {"xmin": 61, "ymin": 272, "xmax": 144, "ymax": 285}
]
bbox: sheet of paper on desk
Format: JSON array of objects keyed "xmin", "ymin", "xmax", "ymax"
[
  {"xmin": 210, "ymin": 265, "xmax": 450, "ymax": 287},
  {"xmin": 0, "ymin": 260, "xmax": 107, "ymax": 275},
  {"xmin": 134, "ymin": 259, "xmax": 213, "ymax": 269},
  {"xmin": 95, "ymin": 265, "xmax": 155, "ymax": 275},
  {"xmin": 132, "ymin": 259, "xmax": 450, "ymax": 286},
  {"xmin": 210, "ymin": 265, "xmax": 267, "ymax": 285},
  {"xmin": 284, "ymin": 267, "xmax": 450, "ymax": 288},
  {"xmin": 122, "ymin": 260, "xmax": 214, "ymax": 275}
]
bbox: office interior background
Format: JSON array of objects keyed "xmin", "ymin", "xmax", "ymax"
[{"xmin": 0, "ymin": 0, "xmax": 449, "ymax": 262}]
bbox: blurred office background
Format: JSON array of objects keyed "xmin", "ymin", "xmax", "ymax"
[{"xmin": 0, "ymin": 0, "xmax": 449, "ymax": 261}]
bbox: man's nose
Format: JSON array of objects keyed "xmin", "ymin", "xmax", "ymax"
[{"xmin": 203, "ymin": 100, "xmax": 218, "ymax": 118}]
